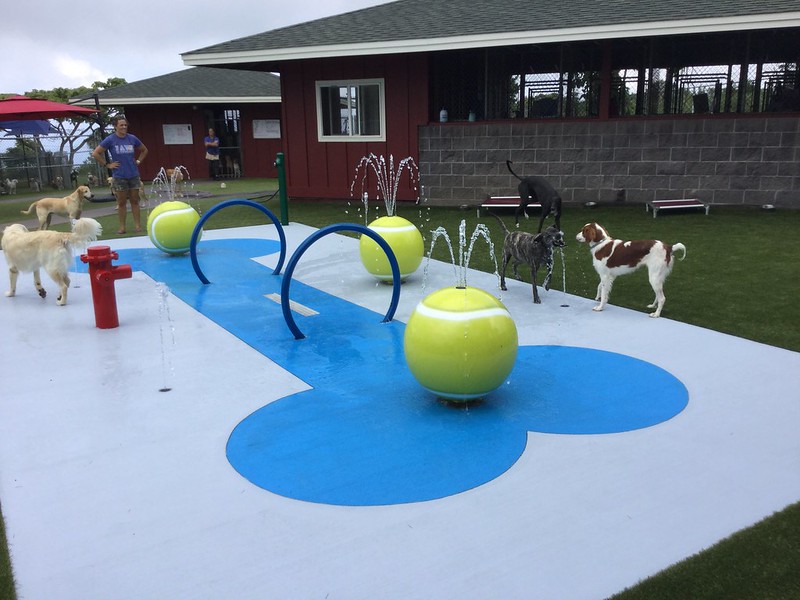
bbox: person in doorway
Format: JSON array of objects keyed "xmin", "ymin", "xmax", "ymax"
[
  {"xmin": 92, "ymin": 115, "xmax": 148, "ymax": 234},
  {"xmin": 204, "ymin": 128, "xmax": 221, "ymax": 180}
]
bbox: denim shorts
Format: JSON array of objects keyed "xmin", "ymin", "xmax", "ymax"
[{"xmin": 112, "ymin": 176, "xmax": 142, "ymax": 192}]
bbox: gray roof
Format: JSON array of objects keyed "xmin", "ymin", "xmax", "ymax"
[
  {"xmin": 182, "ymin": 0, "xmax": 800, "ymax": 66},
  {"xmin": 74, "ymin": 67, "xmax": 281, "ymax": 105}
]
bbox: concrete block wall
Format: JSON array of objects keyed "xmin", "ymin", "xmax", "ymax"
[{"xmin": 418, "ymin": 116, "xmax": 800, "ymax": 208}]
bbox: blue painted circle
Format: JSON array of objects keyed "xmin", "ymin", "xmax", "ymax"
[
  {"xmin": 227, "ymin": 346, "xmax": 688, "ymax": 506},
  {"xmin": 110, "ymin": 241, "xmax": 689, "ymax": 507}
]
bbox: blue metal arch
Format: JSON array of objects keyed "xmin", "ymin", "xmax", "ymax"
[
  {"xmin": 281, "ymin": 223, "xmax": 401, "ymax": 340},
  {"xmin": 190, "ymin": 199, "xmax": 287, "ymax": 284}
]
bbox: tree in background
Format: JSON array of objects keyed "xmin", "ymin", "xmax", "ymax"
[
  {"xmin": 0, "ymin": 79, "xmax": 125, "ymax": 190},
  {"xmin": 22, "ymin": 78, "xmax": 126, "ymax": 167}
]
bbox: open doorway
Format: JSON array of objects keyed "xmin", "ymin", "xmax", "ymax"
[{"xmin": 206, "ymin": 108, "xmax": 242, "ymax": 178}]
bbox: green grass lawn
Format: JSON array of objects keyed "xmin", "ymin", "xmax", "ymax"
[{"xmin": 1, "ymin": 181, "xmax": 798, "ymax": 599}]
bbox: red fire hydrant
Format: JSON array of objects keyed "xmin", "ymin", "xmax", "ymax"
[{"xmin": 80, "ymin": 246, "xmax": 133, "ymax": 329}]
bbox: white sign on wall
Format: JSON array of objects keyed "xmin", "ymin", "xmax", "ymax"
[
  {"xmin": 162, "ymin": 124, "xmax": 193, "ymax": 145},
  {"xmin": 253, "ymin": 119, "xmax": 281, "ymax": 139}
]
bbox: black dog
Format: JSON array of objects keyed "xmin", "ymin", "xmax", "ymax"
[
  {"xmin": 490, "ymin": 211, "xmax": 566, "ymax": 303},
  {"xmin": 506, "ymin": 160, "xmax": 562, "ymax": 231}
]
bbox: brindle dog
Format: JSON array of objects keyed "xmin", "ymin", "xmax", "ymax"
[{"xmin": 490, "ymin": 211, "xmax": 566, "ymax": 303}]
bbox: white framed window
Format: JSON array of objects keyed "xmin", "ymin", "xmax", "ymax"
[{"xmin": 316, "ymin": 79, "xmax": 386, "ymax": 142}]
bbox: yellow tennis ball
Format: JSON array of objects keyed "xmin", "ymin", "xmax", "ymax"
[
  {"xmin": 359, "ymin": 216, "xmax": 423, "ymax": 281},
  {"xmin": 404, "ymin": 286, "xmax": 518, "ymax": 401},
  {"xmin": 147, "ymin": 201, "xmax": 201, "ymax": 255}
]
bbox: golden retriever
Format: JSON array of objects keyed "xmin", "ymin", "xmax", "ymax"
[
  {"xmin": 166, "ymin": 168, "xmax": 185, "ymax": 197},
  {"xmin": 2, "ymin": 218, "xmax": 102, "ymax": 306},
  {"xmin": 166, "ymin": 168, "xmax": 184, "ymax": 182},
  {"xmin": 20, "ymin": 185, "xmax": 93, "ymax": 230}
]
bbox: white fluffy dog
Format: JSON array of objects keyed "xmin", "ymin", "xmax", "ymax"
[
  {"xmin": 2, "ymin": 218, "xmax": 102, "ymax": 306},
  {"xmin": 20, "ymin": 185, "xmax": 93, "ymax": 230}
]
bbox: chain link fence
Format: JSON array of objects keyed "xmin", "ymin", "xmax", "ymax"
[
  {"xmin": 430, "ymin": 29, "xmax": 799, "ymax": 121},
  {"xmin": 611, "ymin": 63, "xmax": 798, "ymax": 116},
  {"xmin": 0, "ymin": 130, "xmax": 106, "ymax": 195}
]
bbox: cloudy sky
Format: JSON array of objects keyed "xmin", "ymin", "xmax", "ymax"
[{"xmin": 3, "ymin": 0, "xmax": 390, "ymax": 94}]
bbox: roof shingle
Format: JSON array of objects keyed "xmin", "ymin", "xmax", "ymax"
[
  {"xmin": 79, "ymin": 67, "xmax": 280, "ymax": 104},
  {"xmin": 182, "ymin": 0, "xmax": 800, "ymax": 58}
]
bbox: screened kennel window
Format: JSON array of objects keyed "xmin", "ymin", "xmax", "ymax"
[
  {"xmin": 428, "ymin": 29, "xmax": 799, "ymax": 121},
  {"xmin": 316, "ymin": 79, "xmax": 385, "ymax": 142}
]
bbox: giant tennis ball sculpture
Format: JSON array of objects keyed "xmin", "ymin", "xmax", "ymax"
[
  {"xmin": 359, "ymin": 215, "xmax": 424, "ymax": 281},
  {"xmin": 404, "ymin": 286, "xmax": 518, "ymax": 401},
  {"xmin": 147, "ymin": 201, "xmax": 201, "ymax": 255}
]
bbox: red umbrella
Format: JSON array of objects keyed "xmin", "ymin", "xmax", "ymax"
[{"xmin": 0, "ymin": 95, "xmax": 98, "ymax": 121}]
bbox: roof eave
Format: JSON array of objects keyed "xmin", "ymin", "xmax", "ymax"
[
  {"xmin": 182, "ymin": 12, "xmax": 800, "ymax": 67},
  {"xmin": 73, "ymin": 96, "xmax": 281, "ymax": 106}
]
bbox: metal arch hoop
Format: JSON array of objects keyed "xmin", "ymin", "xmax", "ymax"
[
  {"xmin": 190, "ymin": 199, "xmax": 287, "ymax": 284},
  {"xmin": 281, "ymin": 223, "xmax": 401, "ymax": 340}
]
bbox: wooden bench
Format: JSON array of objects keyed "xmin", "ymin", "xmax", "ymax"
[
  {"xmin": 479, "ymin": 196, "xmax": 539, "ymax": 215},
  {"xmin": 646, "ymin": 199, "xmax": 710, "ymax": 218}
]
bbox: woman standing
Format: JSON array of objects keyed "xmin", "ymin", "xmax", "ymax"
[
  {"xmin": 92, "ymin": 115, "xmax": 148, "ymax": 234},
  {"xmin": 204, "ymin": 127, "xmax": 221, "ymax": 180}
]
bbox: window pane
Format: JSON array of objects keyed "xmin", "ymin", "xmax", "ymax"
[
  {"xmin": 320, "ymin": 86, "xmax": 339, "ymax": 136},
  {"xmin": 359, "ymin": 84, "xmax": 381, "ymax": 135},
  {"xmin": 317, "ymin": 79, "xmax": 384, "ymax": 140},
  {"xmin": 346, "ymin": 86, "xmax": 357, "ymax": 136}
]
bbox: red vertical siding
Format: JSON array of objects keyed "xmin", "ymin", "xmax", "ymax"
[
  {"xmin": 281, "ymin": 53, "xmax": 429, "ymax": 201},
  {"xmin": 122, "ymin": 106, "xmax": 206, "ymax": 181},
  {"xmin": 122, "ymin": 103, "xmax": 282, "ymax": 181},
  {"xmin": 281, "ymin": 69, "xmax": 311, "ymax": 191},
  {"xmin": 240, "ymin": 104, "xmax": 283, "ymax": 178}
]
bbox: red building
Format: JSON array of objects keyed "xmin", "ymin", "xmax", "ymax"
[
  {"xmin": 180, "ymin": 0, "xmax": 800, "ymax": 208},
  {"xmin": 79, "ymin": 67, "xmax": 283, "ymax": 181}
]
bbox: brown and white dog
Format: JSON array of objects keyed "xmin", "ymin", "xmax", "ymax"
[
  {"xmin": 576, "ymin": 222, "xmax": 686, "ymax": 318},
  {"xmin": 20, "ymin": 185, "xmax": 93, "ymax": 230},
  {"xmin": 2, "ymin": 218, "xmax": 102, "ymax": 305}
]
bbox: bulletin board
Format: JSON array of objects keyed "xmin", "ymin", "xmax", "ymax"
[
  {"xmin": 163, "ymin": 124, "xmax": 193, "ymax": 145},
  {"xmin": 253, "ymin": 119, "xmax": 281, "ymax": 139}
]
